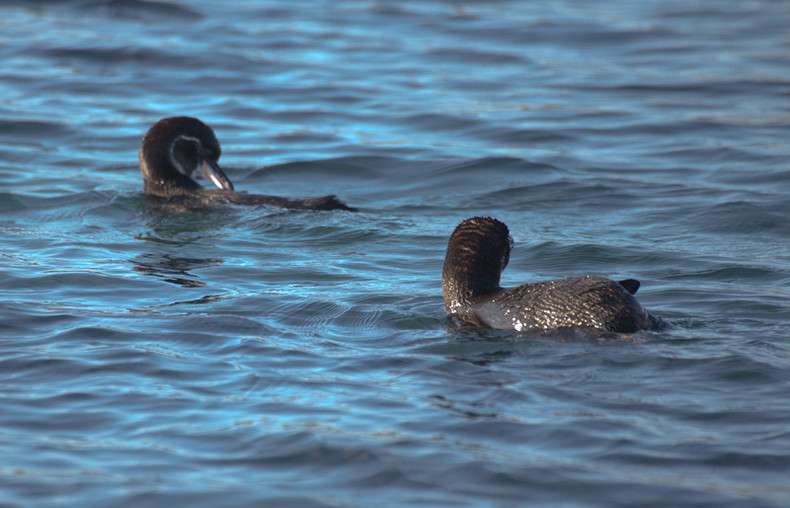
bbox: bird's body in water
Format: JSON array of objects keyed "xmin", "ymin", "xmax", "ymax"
[
  {"xmin": 138, "ymin": 116, "xmax": 355, "ymax": 211},
  {"xmin": 442, "ymin": 217, "xmax": 660, "ymax": 334}
]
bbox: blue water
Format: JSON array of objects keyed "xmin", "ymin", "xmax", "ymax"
[{"xmin": 2, "ymin": 0, "xmax": 790, "ymax": 506}]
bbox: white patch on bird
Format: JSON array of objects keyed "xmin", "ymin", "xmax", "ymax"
[{"xmin": 169, "ymin": 135, "xmax": 203, "ymax": 176}]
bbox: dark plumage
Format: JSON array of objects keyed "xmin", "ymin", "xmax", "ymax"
[
  {"xmin": 442, "ymin": 217, "xmax": 657, "ymax": 334},
  {"xmin": 138, "ymin": 116, "xmax": 355, "ymax": 211}
]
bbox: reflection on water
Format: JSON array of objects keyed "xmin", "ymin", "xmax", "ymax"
[
  {"xmin": 129, "ymin": 252, "xmax": 222, "ymax": 288},
  {"xmin": 131, "ymin": 215, "xmax": 229, "ymax": 288}
]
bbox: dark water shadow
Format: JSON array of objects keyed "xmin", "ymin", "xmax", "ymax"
[
  {"xmin": 129, "ymin": 252, "xmax": 223, "ymax": 288},
  {"xmin": 128, "ymin": 205, "xmax": 234, "ymax": 288}
]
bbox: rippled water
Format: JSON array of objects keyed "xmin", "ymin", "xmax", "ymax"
[{"xmin": 2, "ymin": 1, "xmax": 790, "ymax": 506}]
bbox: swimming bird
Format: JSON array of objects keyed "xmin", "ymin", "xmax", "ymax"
[
  {"xmin": 138, "ymin": 116, "xmax": 355, "ymax": 210},
  {"xmin": 442, "ymin": 217, "xmax": 657, "ymax": 334}
]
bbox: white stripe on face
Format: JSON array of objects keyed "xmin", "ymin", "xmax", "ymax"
[{"xmin": 169, "ymin": 135, "xmax": 203, "ymax": 176}]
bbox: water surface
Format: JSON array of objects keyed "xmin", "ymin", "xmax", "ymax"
[{"xmin": 1, "ymin": 1, "xmax": 790, "ymax": 506}]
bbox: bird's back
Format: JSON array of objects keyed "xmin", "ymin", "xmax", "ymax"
[{"xmin": 473, "ymin": 276, "xmax": 649, "ymax": 333}]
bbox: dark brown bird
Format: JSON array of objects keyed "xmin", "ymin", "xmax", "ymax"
[
  {"xmin": 138, "ymin": 116, "xmax": 355, "ymax": 211},
  {"xmin": 442, "ymin": 217, "xmax": 658, "ymax": 334}
]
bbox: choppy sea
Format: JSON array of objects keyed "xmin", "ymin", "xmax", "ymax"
[{"xmin": 2, "ymin": 1, "xmax": 790, "ymax": 506}]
